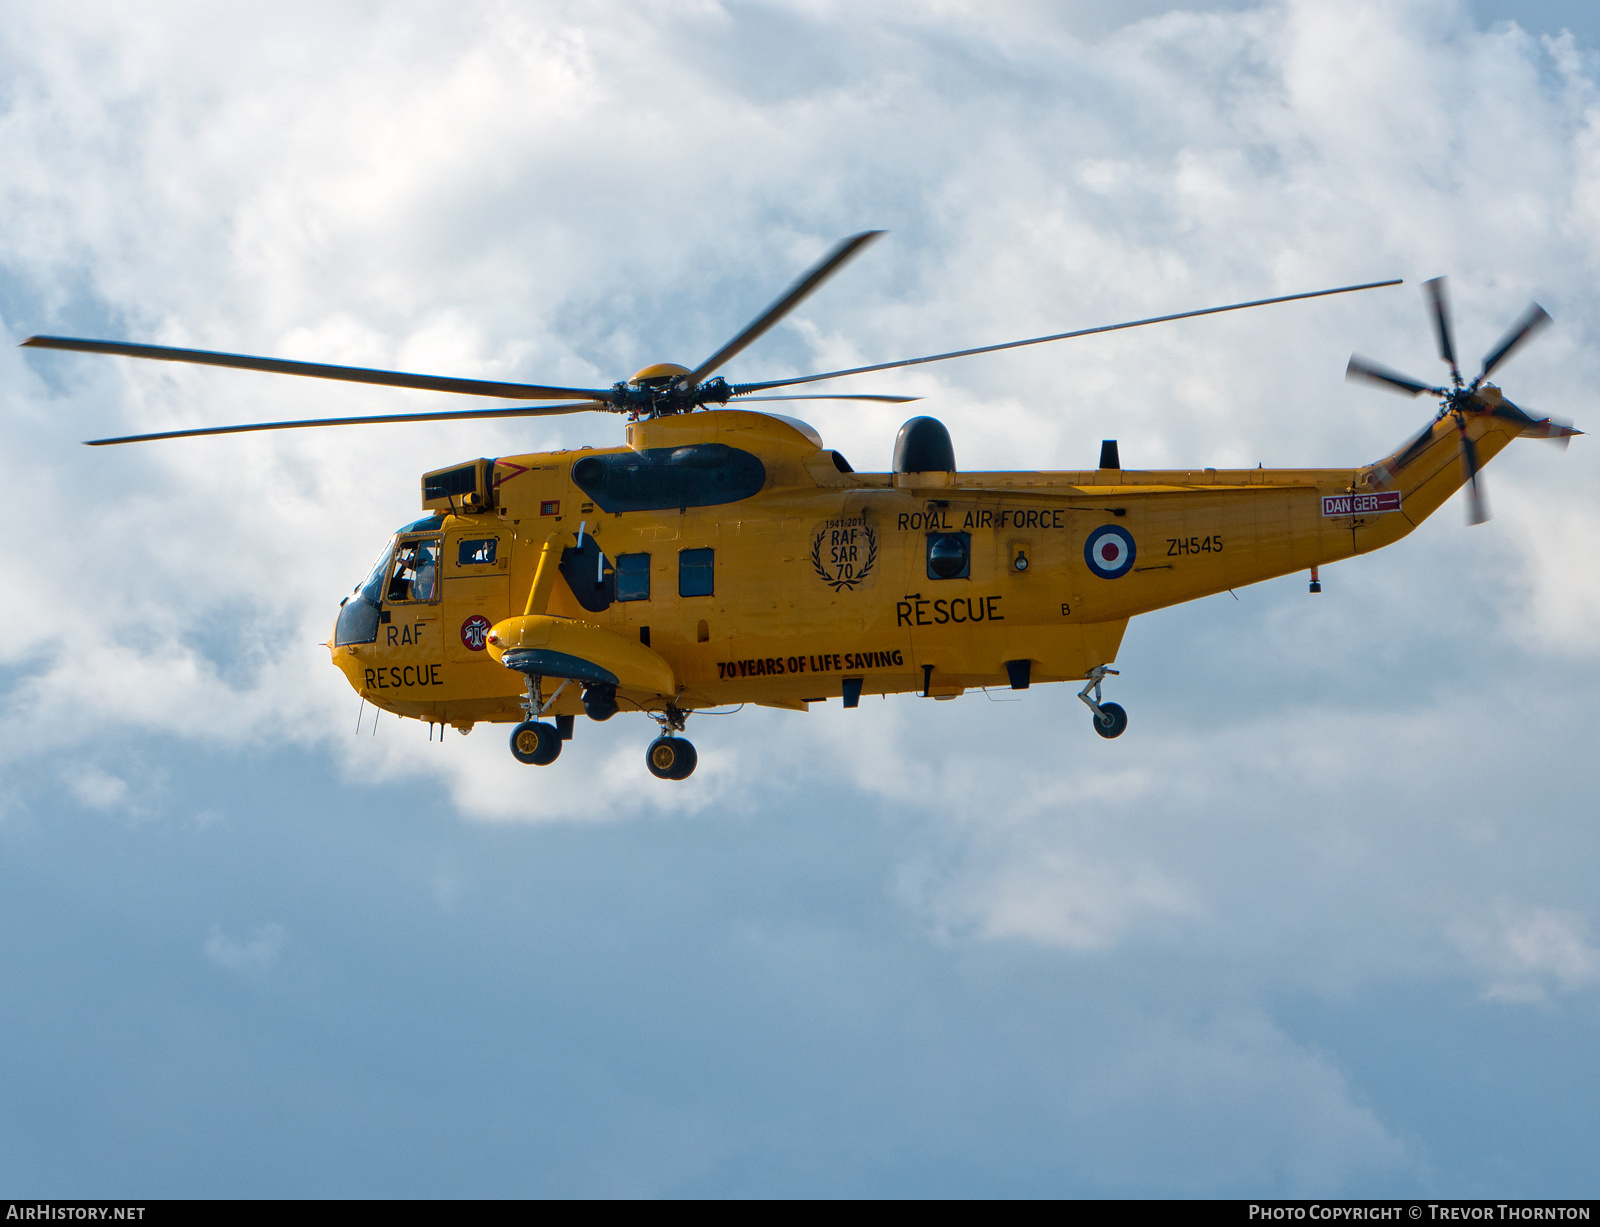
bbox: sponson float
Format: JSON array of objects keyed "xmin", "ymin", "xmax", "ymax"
[{"xmin": 22, "ymin": 235, "xmax": 1578, "ymax": 779}]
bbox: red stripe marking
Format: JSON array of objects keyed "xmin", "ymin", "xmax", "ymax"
[{"xmin": 493, "ymin": 459, "xmax": 530, "ymax": 487}]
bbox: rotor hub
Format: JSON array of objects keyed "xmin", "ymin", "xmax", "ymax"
[{"xmin": 611, "ymin": 372, "xmax": 733, "ymax": 419}]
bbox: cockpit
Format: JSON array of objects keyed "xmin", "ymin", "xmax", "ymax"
[
  {"xmin": 386, "ymin": 538, "xmax": 439, "ymax": 604},
  {"xmin": 333, "ymin": 514, "xmax": 444, "ymax": 646}
]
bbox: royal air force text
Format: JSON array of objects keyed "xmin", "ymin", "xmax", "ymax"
[{"xmin": 898, "ymin": 509, "xmax": 1067, "ymax": 531}]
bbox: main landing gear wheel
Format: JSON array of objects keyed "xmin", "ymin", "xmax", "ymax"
[
  {"xmin": 645, "ymin": 736, "xmax": 697, "ymax": 781},
  {"xmin": 510, "ymin": 720, "xmax": 562, "ymax": 765},
  {"xmin": 1092, "ymin": 702, "xmax": 1128, "ymax": 739},
  {"xmin": 1078, "ymin": 664, "xmax": 1127, "ymax": 740}
]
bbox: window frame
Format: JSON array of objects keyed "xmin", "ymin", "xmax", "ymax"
[
  {"xmin": 385, "ymin": 533, "xmax": 444, "ymax": 605},
  {"xmin": 615, "ymin": 552, "xmax": 652, "ymax": 602},
  {"xmin": 678, "ymin": 547, "xmax": 715, "ymax": 598},
  {"xmin": 454, "ymin": 537, "xmax": 499, "ymax": 568}
]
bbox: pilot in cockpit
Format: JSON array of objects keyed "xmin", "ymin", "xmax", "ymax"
[{"xmin": 386, "ymin": 540, "xmax": 439, "ymax": 603}]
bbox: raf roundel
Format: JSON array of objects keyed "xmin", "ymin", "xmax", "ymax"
[{"xmin": 1084, "ymin": 524, "xmax": 1137, "ymax": 579}]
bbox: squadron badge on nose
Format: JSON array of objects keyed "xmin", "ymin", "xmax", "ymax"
[{"xmin": 460, "ymin": 614, "xmax": 492, "ymax": 651}]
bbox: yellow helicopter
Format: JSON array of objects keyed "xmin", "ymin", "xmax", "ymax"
[{"xmin": 22, "ymin": 233, "xmax": 1579, "ymax": 780}]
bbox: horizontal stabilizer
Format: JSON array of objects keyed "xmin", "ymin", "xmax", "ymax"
[{"xmin": 1517, "ymin": 418, "xmax": 1582, "ymax": 446}]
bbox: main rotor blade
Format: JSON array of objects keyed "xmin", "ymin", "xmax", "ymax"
[
  {"xmin": 23, "ymin": 336, "xmax": 613, "ymax": 402},
  {"xmin": 684, "ymin": 230, "xmax": 884, "ymax": 388},
  {"xmin": 1346, "ymin": 355, "xmax": 1444, "ymax": 397},
  {"xmin": 1424, "ymin": 277, "xmax": 1461, "ymax": 386},
  {"xmin": 83, "ymin": 402, "xmax": 610, "ymax": 446},
  {"xmin": 733, "ymin": 393, "xmax": 919, "ymax": 403},
  {"xmin": 732, "ymin": 279, "xmax": 1403, "ymax": 394},
  {"xmin": 1477, "ymin": 303, "xmax": 1551, "ymax": 384}
]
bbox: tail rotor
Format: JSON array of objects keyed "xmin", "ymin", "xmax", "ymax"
[{"xmin": 1346, "ymin": 277, "xmax": 1577, "ymax": 525}]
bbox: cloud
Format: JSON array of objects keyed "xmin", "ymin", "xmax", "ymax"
[
  {"xmin": 903, "ymin": 843, "xmax": 1200, "ymax": 950},
  {"xmin": 204, "ymin": 922, "xmax": 289, "ymax": 979},
  {"xmin": 67, "ymin": 766, "xmax": 130, "ymax": 811},
  {"xmin": 1068, "ymin": 1012, "xmax": 1409, "ymax": 1193},
  {"xmin": 1453, "ymin": 904, "xmax": 1600, "ymax": 1004}
]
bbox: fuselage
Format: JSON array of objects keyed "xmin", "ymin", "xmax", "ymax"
[{"xmin": 327, "ymin": 406, "xmax": 1518, "ymax": 729}]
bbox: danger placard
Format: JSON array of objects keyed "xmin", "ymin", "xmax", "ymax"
[{"xmin": 1322, "ymin": 492, "xmax": 1402, "ymax": 517}]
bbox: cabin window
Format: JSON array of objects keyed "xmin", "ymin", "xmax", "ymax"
[
  {"xmin": 457, "ymin": 537, "xmax": 498, "ymax": 566},
  {"xmin": 615, "ymin": 552, "xmax": 651, "ymax": 601},
  {"xmin": 386, "ymin": 536, "xmax": 442, "ymax": 603},
  {"xmin": 679, "ymin": 548, "xmax": 715, "ymax": 597},
  {"xmin": 571, "ymin": 444, "xmax": 766, "ymax": 513}
]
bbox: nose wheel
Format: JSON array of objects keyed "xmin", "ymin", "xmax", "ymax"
[
  {"xmin": 510, "ymin": 720, "xmax": 562, "ymax": 765},
  {"xmin": 645, "ymin": 736, "xmax": 697, "ymax": 780},
  {"xmin": 508, "ymin": 672, "xmax": 570, "ymax": 765},
  {"xmin": 1078, "ymin": 666, "xmax": 1128, "ymax": 739}
]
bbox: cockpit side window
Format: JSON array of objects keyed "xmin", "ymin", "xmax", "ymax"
[{"xmin": 386, "ymin": 536, "xmax": 442, "ymax": 604}]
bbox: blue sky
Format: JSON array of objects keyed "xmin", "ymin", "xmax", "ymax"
[{"xmin": 2, "ymin": 0, "xmax": 1598, "ymax": 1196}]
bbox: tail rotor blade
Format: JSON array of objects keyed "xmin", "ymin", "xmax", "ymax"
[
  {"xmin": 1346, "ymin": 355, "xmax": 1443, "ymax": 397},
  {"xmin": 1478, "ymin": 303, "xmax": 1551, "ymax": 385},
  {"xmin": 1457, "ymin": 417, "xmax": 1490, "ymax": 525},
  {"xmin": 1424, "ymin": 277, "xmax": 1462, "ymax": 387},
  {"xmin": 1391, "ymin": 419, "xmax": 1440, "ymax": 472}
]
